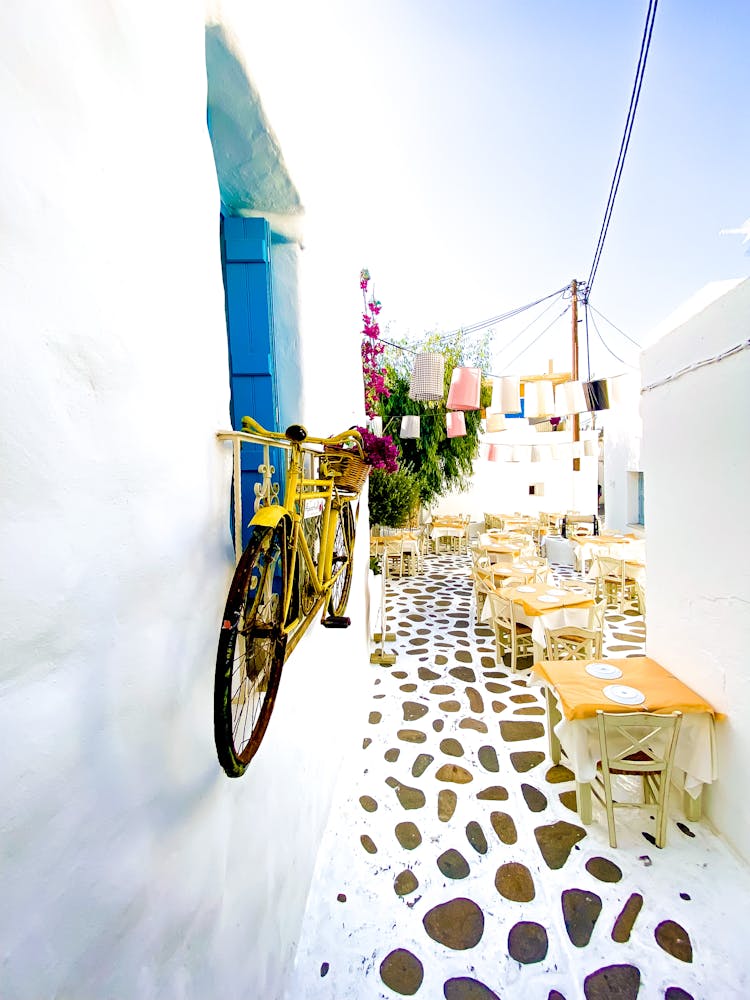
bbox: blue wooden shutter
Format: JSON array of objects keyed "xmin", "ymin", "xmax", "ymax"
[{"xmin": 221, "ymin": 214, "xmax": 279, "ymax": 549}]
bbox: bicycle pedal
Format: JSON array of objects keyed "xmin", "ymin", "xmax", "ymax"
[{"xmin": 321, "ymin": 615, "xmax": 351, "ymax": 629}]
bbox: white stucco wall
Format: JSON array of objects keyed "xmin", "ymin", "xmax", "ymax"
[
  {"xmin": 599, "ymin": 375, "xmax": 643, "ymax": 531},
  {"xmin": 640, "ymin": 277, "xmax": 750, "ymax": 863},
  {"xmin": 435, "ymin": 425, "xmax": 598, "ymax": 521},
  {"xmin": 0, "ymin": 4, "xmax": 368, "ymax": 998}
]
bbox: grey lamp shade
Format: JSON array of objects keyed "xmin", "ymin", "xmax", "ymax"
[
  {"xmin": 409, "ymin": 352, "xmax": 445, "ymax": 401},
  {"xmin": 584, "ymin": 379, "xmax": 609, "ymax": 411}
]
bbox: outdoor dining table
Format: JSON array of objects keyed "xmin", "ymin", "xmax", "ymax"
[
  {"xmin": 430, "ymin": 519, "xmax": 470, "ymax": 553},
  {"xmin": 479, "ymin": 532, "xmax": 523, "ymax": 563},
  {"xmin": 487, "ymin": 581, "xmax": 595, "ymax": 654},
  {"xmin": 530, "ymin": 656, "xmax": 719, "ymax": 824},
  {"xmin": 572, "ymin": 534, "xmax": 645, "ymax": 574}
]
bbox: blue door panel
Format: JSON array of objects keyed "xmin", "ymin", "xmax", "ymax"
[{"xmin": 221, "ymin": 213, "xmax": 278, "ymax": 550}]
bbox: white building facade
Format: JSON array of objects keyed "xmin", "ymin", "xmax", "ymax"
[{"xmin": 1, "ymin": 4, "xmax": 368, "ymax": 998}]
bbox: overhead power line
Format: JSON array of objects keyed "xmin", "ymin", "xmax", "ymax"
[
  {"xmin": 586, "ymin": 0, "xmax": 660, "ymax": 297},
  {"xmin": 588, "ymin": 303, "xmax": 641, "ymax": 347},
  {"xmin": 588, "ymin": 309, "xmax": 638, "ymax": 370},
  {"xmin": 429, "ymin": 284, "xmax": 569, "ymax": 344}
]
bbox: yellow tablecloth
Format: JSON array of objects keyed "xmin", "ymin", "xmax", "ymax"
[
  {"xmin": 501, "ymin": 582, "xmax": 594, "ymax": 618},
  {"xmin": 532, "ymin": 656, "xmax": 718, "ymax": 721}
]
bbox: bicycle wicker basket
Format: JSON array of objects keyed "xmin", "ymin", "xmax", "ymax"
[{"xmin": 323, "ymin": 446, "xmax": 371, "ymax": 495}]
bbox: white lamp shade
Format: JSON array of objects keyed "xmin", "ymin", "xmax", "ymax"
[
  {"xmin": 491, "ymin": 377, "xmax": 521, "ymax": 414},
  {"xmin": 510, "ymin": 445, "xmax": 525, "ymax": 462},
  {"xmin": 446, "ymin": 411, "xmax": 467, "ymax": 438},
  {"xmin": 554, "ymin": 380, "xmax": 588, "ymax": 416},
  {"xmin": 400, "ymin": 415, "xmax": 420, "ymax": 438},
  {"xmin": 524, "ymin": 380, "xmax": 555, "ymax": 418},
  {"xmin": 571, "ymin": 441, "xmax": 584, "ymax": 459},
  {"xmin": 446, "ymin": 366, "xmax": 482, "ymax": 411},
  {"xmin": 369, "ymin": 416, "xmax": 383, "ymax": 436},
  {"xmin": 487, "ymin": 444, "xmax": 501, "ymax": 462},
  {"xmin": 583, "ymin": 438, "xmax": 597, "ymax": 457},
  {"xmin": 531, "ymin": 445, "xmax": 544, "ymax": 463},
  {"xmin": 485, "ymin": 411, "xmax": 507, "ymax": 433},
  {"xmin": 409, "ymin": 352, "xmax": 445, "ymax": 401}
]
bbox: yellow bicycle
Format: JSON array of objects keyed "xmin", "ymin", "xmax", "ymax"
[{"xmin": 214, "ymin": 417, "xmax": 367, "ymax": 777}]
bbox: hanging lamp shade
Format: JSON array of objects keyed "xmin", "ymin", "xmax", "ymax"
[
  {"xmin": 446, "ymin": 366, "xmax": 481, "ymax": 411},
  {"xmin": 524, "ymin": 380, "xmax": 555, "ymax": 418},
  {"xmin": 554, "ymin": 380, "xmax": 588, "ymax": 416},
  {"xmin": 584, "ymin": 379, "xmax": 610, "ymax": 411},
  {"xmin": 491, "ymin": 377, "xmax": 521, "ymax": 414},
  {"xmin": 400, "ymin": 414, "xmax": 420, "ymax": 438},
  {"xmin": 485, "ymin": 411, "xmax": 507, "ymax": 433},
  {"xmin": 510, "ymin": 445, "xmax": 525, "ymax": 462},
  {"xmin": 409, "ymin": 352, "xmax": 445, "ymax": 401},
  {"xmin": 583, "ymin": 438, "xmax": 597, "ymax": 457},
  {"xmin": 446, "ymin": 411, "xmax": 466, "ymax": 438},
  {"xmin": 487, "ymin": 444, "xmax": 501, "ymax": 462},
  {"xmin": 571, "ymin": 441, "xmax": 584, "ymax": 459},
  {"xmin": 369, "ymin": 416, "xmax": 383, "ymax": 436},
  {"xmin": 531, "ymin": 445, "xmax": 544, "ymax": 463}
]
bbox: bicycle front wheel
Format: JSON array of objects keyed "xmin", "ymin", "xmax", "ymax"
[
  {"xmin": 327, "ymin": 502, "xmax": 355, "ymax": 617},
  {"xmin": 214, "ymin": 522, "xmax": 288, "ymax": 777}
]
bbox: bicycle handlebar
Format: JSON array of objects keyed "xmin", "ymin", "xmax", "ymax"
[{"xmin": 240, "ymin": 415, "xmax": 365, "ymax": 456}]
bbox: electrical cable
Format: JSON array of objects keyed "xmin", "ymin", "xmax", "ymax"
[
  {"xmin": 640, "ymin": 339, "xmax": 750, "ymax": 393},
  {"xmin": 588, "ymin": 309, "xmax": 638, "ymax": 370},
  {"xmin": 587, "ymin": 0, "xmax": 659, "ymax": 296},
  {"xmin": 491, "ymin": 305, "xmax": 571, "ymax": 375},
  {"xmin": 584, "ymin": 300, "xmax": 592, "ymax": 381},
  {"xmin": 428, "ymin": 283, "xmax": 569, "ymax": 344},
  {"xmin": 493, "ymin": 292, "xmax": 567, "ymax": 357},
  {"xmin": 588, "ymin": 304, "xmax": 642, "ymax": 347}
]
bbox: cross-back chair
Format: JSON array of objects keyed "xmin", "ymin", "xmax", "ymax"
[
  {"xmin": 543, "ymin": 625, "xmax": 603, "ymax": 660},
  {"xmin": 485, "ymin": 589, "xmax": 534, "ymax": 673},
  {"xmin": 592, "ymin": 710, "xmax": 683, "ymax": 848}
]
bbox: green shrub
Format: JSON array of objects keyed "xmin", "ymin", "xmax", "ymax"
[{"xmin": 368, "ymin": 467, "xmax": 421, "ymax": 528}]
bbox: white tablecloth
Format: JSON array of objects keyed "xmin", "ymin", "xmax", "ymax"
[
  {"xmin": 528, "ymin": 675, "xmax": 718, "ymax": 799},
  {"xmin": 543, "ymin": 536, "xmax": 576, "ymax": 567}
]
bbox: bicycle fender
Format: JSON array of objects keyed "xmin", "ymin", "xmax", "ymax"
[{"xmin": 251, "ymin": 506, "xmax": 293, "ymax": 531}]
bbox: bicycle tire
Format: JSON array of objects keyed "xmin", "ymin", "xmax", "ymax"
[
  {"xmin": 214, "ymin": 522, "xmax": 288, "ymax": 777},
  {"xmin": 327, "ymin": 502, "xmax": 355, "ymax": 617}
]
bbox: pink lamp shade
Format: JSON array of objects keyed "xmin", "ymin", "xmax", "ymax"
[
  {"xmin": 485, "ymin": 411, "xmax": 507, "ymax": 432},
  {"xmin": 446, "ymin": 411, "xmax": 467, "ymax": 438},
  {"xmin": 409, "ymin": 352, "xmax": 445, "ymax": 401},
  {"xmin": 554, "ymin": 380, "xmax": 588, "ymax": 416},
  {"xmin": 487, "ymin": 444, "xmax": 501, "ymax": 462},
  {"xmin": 524, "ymin": 380, "xmax": 555, "ymax": 418},
  {"xmin": 400, "ymin": 415, "xmax": 420, "ymax": 438},
  {"xmin": 491, "ymin": 377, "xmax": 521, "ymax": 414},
  {"xmin": 446, "ymin": 367, "xmax": 482, "ymax": 411}
]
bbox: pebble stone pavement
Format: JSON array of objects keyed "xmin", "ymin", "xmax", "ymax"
[{"xmin": 285, "ymin": 550, "xmax": 750, "ymax": 1000}]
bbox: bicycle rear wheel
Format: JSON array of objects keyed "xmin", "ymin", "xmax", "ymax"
[
  {"xmin": 214, "ymin": 522, "xmax": 288, "ymax": 777},
  {"xmin": 327, "ymin": 501, "xmax": 355, "ymax": 617}
]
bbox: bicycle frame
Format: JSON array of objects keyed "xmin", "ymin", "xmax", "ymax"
[{"xmin": 217, "ymin": 418, "xmax": 363, "ymax": 655}]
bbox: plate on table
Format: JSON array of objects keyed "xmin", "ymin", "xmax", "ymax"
[
  {"xmin": 603, "ymin": 684, "xmax": 646, "ymax": 706},
  {"xmin": 538, "ymin": 594, "xmax": 560, "ymax": 603},
  {"xmin": 568, "ymin": 586, "xmax": 587, "ymax": 594},
  {"xmin": 547, "ymin": 588, "xmax": 566, "ymax": 596},
  {"xmin": 516, "ymin": 585, "xmax": 536, "ymax": 593},
  {"xmin": 586, "ymin": 662, "xmax": 623, "ymax": 680}
]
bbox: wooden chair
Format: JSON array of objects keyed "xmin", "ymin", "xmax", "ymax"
[
  {"xmin": 587, "ymin": 598, "xmax": 607, "ymax": 633},
  {"xmin": 485, "ymin": 589, "xmax": 534, "ymax": 673},
  {"xmin": 470, "ymin": 555, "xmax": 494, "ymax": 623},
  {"xmin": 592, "ymin": 711, "xmax": 683, "ymax": 848},
  {"xmin": 635, "ymin": 579, "xmax": 646, "ymax": 616},
  {"xmin": 595, "ymin": 555, "xmax": 636, "ymax": 612},
  {"xmin": 543, "ymin": 625, "xmax": 603, "ymax": 660}
]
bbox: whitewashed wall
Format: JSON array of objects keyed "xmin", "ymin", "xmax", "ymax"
[
  {"xmin": 599, "ymin": 375, "xmax": 643, "ymax": 531},
  {"xmin": 640, "ymin": 278, "xmax": 750, "ymax": 863},
  {"xmin": 435, "ymin": 425, "xmax": 598, "ymax": 521},
  {"xmin": 0, "ymin": 3, "xmax": 368, "ymax": 998}
]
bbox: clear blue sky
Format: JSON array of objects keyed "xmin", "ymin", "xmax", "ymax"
[{"xmin": 236, "ymin": 0, "xmax": 749, "ymax": 378}]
